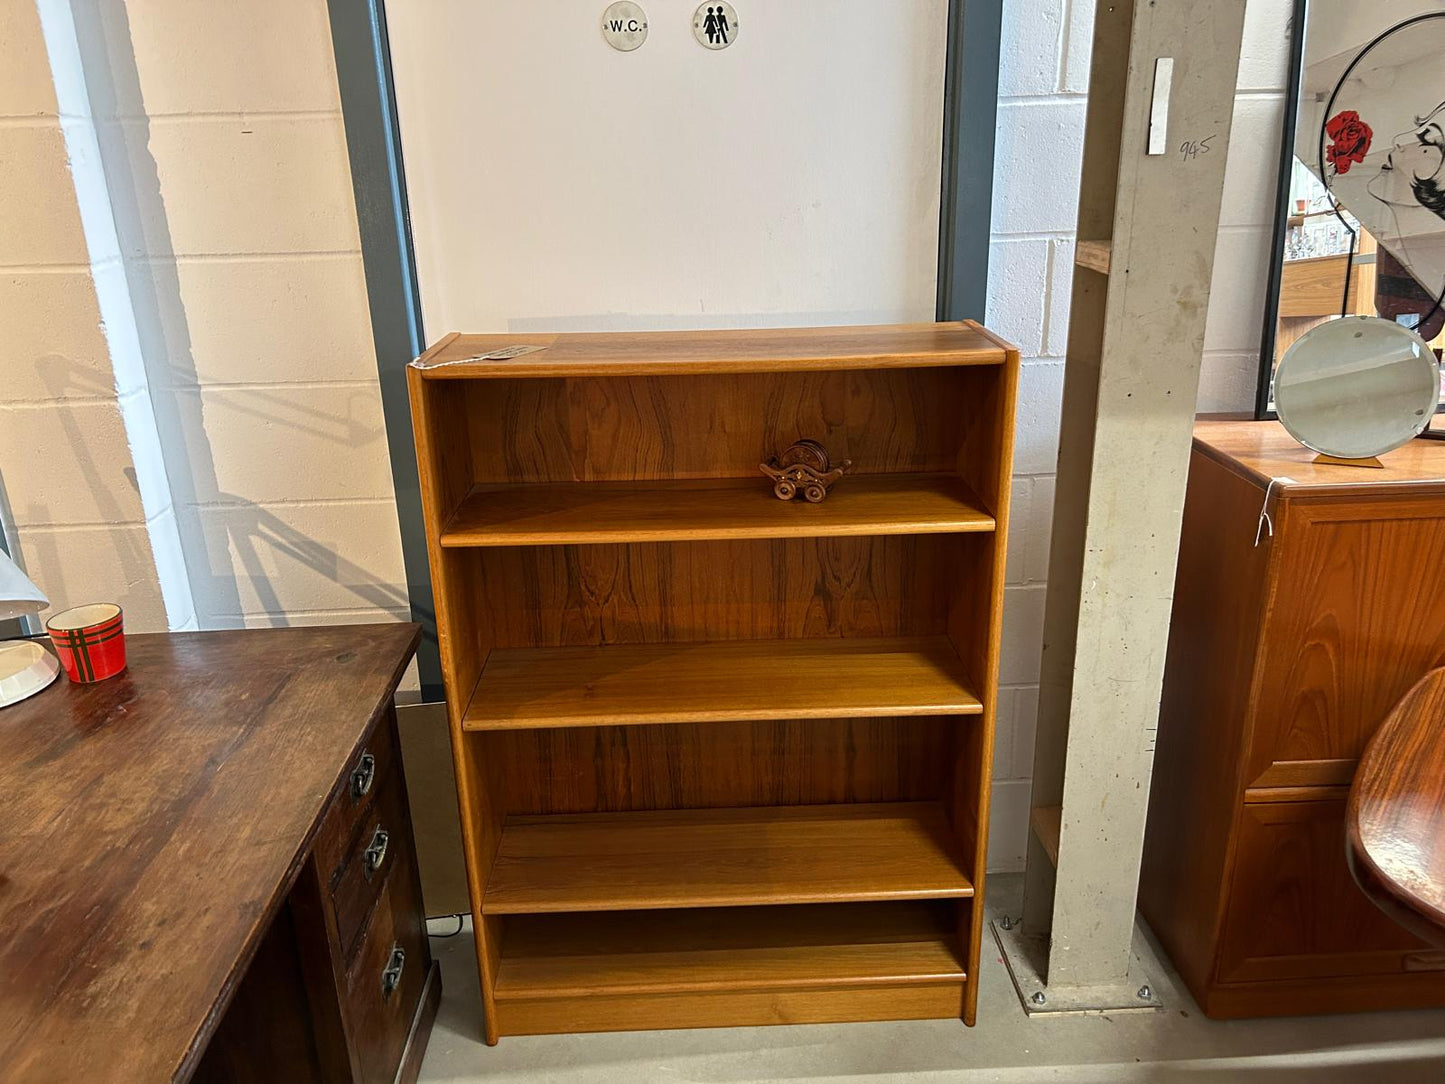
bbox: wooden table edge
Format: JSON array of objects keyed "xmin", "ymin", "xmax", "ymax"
[{"xmin": 173, "ymin": 623, "xmax": 422, "ymax": 1080}]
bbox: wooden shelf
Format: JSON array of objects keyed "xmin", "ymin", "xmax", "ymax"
[
  {"xmin": 1075, "ymin": 240, "xmax": 1112, "ymax": 274},
  {"xmin": 440, "ymin": 473, "xmax": 995, "ymax": 547},
  {"xmin": 413, "ymin": 321, "xmax": 1011, "ymax": 379},
  {"xmin": 482, "ymin": 802, "xmax": 973, "ymax": 914},
  {"xmin": 1031, "ymin": 805, "xmax": 1061, "ymax": 868},
  {"xmin": 494, "ymin": 902, "xmax": 965, "ymax": 1000},
  {"xmin": 463, "ymin": 636, "xmax": 982, "ymax": 731}
]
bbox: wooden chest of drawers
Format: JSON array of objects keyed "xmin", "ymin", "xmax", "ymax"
[
  {"xmin": 1, "ymin": 626, "xmax": 437, "ymax": 1083},
  {"xmin": 1139, "ymin": 421, "xmax": 1445, "ymax": 1017},
  {"xmin": 197, "ymin": 706, "xmax": 439, "ymax": 1083}
]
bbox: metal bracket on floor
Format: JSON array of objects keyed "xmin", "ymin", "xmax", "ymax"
[{"xmin": 991, "ymin": 916, "xmax": 1163, "ymax": 1016}]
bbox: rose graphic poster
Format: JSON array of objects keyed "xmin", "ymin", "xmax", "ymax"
[
  {"xmin": 1324, "ymin": 111, "xmax": 1372, "ymax": 175},
  {"xmin": 1295, "ymin": 15, "xmax": 1445, "ymax": 303}
]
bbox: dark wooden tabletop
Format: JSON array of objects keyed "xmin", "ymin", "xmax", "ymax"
[
  {"xmin": 1348, "ymin": 667, "xmax": 1445, "ymax": 949},
  {"xmin": 0, "ymin": 624, "xmax": 419, "ymax": 1083}
]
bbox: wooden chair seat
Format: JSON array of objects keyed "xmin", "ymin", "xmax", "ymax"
[{"xmin": 1347, "ymin": 668, "xmax": 1445, "ymax": 949}]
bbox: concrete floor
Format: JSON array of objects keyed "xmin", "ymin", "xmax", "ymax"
[{"xmin": 417, "ymin": 876, "xmax": 1445, "ymax": 1082}]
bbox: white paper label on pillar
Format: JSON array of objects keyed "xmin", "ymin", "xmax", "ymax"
[
  {"xmin": 693, "ymin": 3, "xmax": 739, "ymax": 49},
  {"xmin": 1147, "ymin": 57, "xmax": 1173, "ymax": 156},
  {"xmin": 602, "ymin": 2, "xmax": 649, "ymax": 51}
]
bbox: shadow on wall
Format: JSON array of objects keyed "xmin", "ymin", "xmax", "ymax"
[
  {"xmin": 59, "ymin": 2, "xmax": 407, "ymax": 630},
  {"xmin": 10, "ymin": 354, "xmax": 159, "ymax": 625},
  {"xmin": 195, "ymin": 500, "xmax": 411, "ymax": 629}
]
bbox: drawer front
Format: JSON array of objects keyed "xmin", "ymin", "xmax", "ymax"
[
  {"xmin": 331, "ymin": 766, "xmax": 409, "ymax": 963},
  {"xmin": 343, "ymin": 850, "xmax": 430, "ymax": 1084},
  {"xmin": 1219, "ymin": 799, "xmax": 1442, "ymax": 985},
  {"xmin": 315, "ymin": 718, "xmax": 400, "ymax": 884}
]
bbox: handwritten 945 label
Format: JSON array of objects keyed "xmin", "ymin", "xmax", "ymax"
[{"xmin": 1179, "ymin": 135, "xmax": 1216, "ymax": 162}]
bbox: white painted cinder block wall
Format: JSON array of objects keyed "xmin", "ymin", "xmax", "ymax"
[
  {"xmin": 0, "ymin": 0, "xmax": 172, "ymax": 630},
  {"xmin": 89, "ymin": 0, "xmax": 412, "ymax": 634},
  {"xmin": 5, "ymin": 0, "xmax": 1290, "ymax": 870},
  {"xmin": 3, "ymin": 0, "xmax": 413, "ymax": 639},
  {"xmin": 982, "ymin": 0, "xmax": 1294, "ymax": 869}
]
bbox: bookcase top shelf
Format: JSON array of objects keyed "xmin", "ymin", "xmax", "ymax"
[{"xmin": 413, "ymin": 321, "xmax": 1013, "ymax": 379}]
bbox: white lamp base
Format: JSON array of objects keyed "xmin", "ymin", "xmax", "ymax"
[{"xmin": 0, "ymin": 640, "xmax": 61, "ymax": 708}]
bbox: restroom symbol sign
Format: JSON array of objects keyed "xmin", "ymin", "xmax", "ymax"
[
  {"xmin": 694, "ymin": 3, "xmax": 739, "ymax": 49},
  {"xmin": 601, "ymin": 2, "xmax": 648, "ymax": 51}
]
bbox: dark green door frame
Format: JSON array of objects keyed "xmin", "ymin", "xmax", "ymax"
[
  {"xmin": 329, "ymin": 0, "xmax": 1002, "ymax": 702},
  {"xmin": 326, "ymin": 1, "xmax": 442, "ymax": 698},
  {"xmin": 938, "ymin": 0, "xmax": 1002, "ymax": 321}
]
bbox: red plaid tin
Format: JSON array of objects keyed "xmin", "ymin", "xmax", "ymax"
[{"xmin": 46, "ymin": 603, "xmax": 126, "ymax": 683}]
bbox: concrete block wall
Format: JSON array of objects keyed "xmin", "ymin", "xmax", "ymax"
[
  {"xmin": 985, "ymin": 0, "xmax": 1093, "ymax": 870},
  {"xmin": 0, "ymin": 0, "xmax": 169, "ymax": 630},
  {"xmin": 985, "ymin": 0, "xmax": 1290, "ymax": 870},
  {"xmin": 73, "ymin": 0, "xmax": 410, "ymax": 634}
]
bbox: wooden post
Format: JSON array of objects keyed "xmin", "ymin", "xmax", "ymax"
[{"xmin": 1004, "ymin": 0, "xmax": 1249, "ymax": 1005}]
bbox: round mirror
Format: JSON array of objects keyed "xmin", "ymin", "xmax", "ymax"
[{"xmin": 1274, "ymin": 316, "xmax": 1440, "ymax": 459}]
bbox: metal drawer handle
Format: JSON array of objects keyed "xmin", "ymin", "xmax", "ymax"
[
  {"xmin": 350, "ymin": 752, "xmax": 376, "ymax": 800},
  {"xmin": 381, "ymin": 945, "xmax": 405, "ymax": 999},
  {"xmin": 364, "ymin": 828, "xmax": 390, "ymax": 875}
]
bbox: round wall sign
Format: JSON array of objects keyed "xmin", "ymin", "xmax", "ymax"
[
  {"xmin": 601, "ymin": 2, "xmax": 648, "ymax": 51},
  {"xmin": 693, "ymin": 3, "xmax": 739, "ymax": 49}
]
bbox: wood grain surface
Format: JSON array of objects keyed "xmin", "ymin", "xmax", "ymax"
[
  {"xmin": 441, "ymin": 473, "xmax": 995, "ymax": 546},
  {"xmin": 1074, "ymin": 240, "xmax": 1112, "ymax": 274},
  {"xmin": 1277, "ymin": 253, "xmax": 1371, "ymax": 319},
  {"xmin": 1193, "ymin": 419, "xmax": 1445, "ymax": 496},
  {"xmin": 483, "ymin": 802, "xmax": 972, "ymax": 914},
  {"xmin": 1141, "ymin": 422, "xmax": 1445, "ymax": 1018},
  {"xmin": 494, "ymin": 902, "xmax": 963, "ymax": 998},
  {"xmin": 487, "ymin": 717, "xmax": 952, "ymax": 815},
  {"xmin": 414, "ymin": 321, "xmax": 1008, "ymax": 379},
  {"xmin": 1219, "ymin": 799, "xmax": 1427, "ymax": 985},
  {"xmin": 1139, "ymin": 449, "xmax": 1272, "ymax": 999},
  {"xmin": 407, "ymin": 323, "xmax": 1019, "ymax": 1039},
  {"xmin": 463, "ymin": 636, "xmax": 981, "ymax": 729},
  {"xmin": 1030, "ymin": 805, "xmax": 1061, "ymax": 867},
  {"xmin": 1348, "ymin": 668, "xmax": 1445, "ymax": 948},
  {"xmin": 0, "ymin": 625, "xmax": 419, "ymax": 1084},
  {"xmin": 459, "ymin": 368, "xmax": 979, "ymax": 486},
  {"xmin": 1245, "ymin": 496, "xmax": 1445, "ymax": 784},
  {"xmin": 464, "ymin": 535, "xmax": 965, "ymax": 648},
  {"xmin": 492, "ymin": 981, "xmax": 966, "ymax": 1037}
]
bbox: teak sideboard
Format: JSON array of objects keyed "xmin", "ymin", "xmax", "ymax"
[
  {"xmin": 1140, "ymin": 420, "xmax": 1445, "ymax": 1018},
  {"xmin": 408, "ymin": 322, "xmax": 1018, "ymax": 1041}
]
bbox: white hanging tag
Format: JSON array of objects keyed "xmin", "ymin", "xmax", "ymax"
[
  {"xmin": 1254, "ymin": 476, "xmax": 1294, "ymax": 547},
  {"xmin": 410, "ymin": 344, "xmax": 548, "ymax": 369}
]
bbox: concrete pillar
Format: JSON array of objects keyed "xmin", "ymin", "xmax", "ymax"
[{"xmin": 1017, "ymin": 0, "xmax": 1248, "ymax": 996}]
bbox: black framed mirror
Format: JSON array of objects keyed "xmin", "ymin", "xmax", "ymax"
[{"xmin": 1257, "ymin": 1, "xmax": 1445, "ymax": 430}]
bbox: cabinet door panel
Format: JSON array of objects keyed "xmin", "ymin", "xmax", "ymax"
[
  {"xmin": 1219, "ymin": 800, "xmax": 1436, "ymax": 985},
  {"xmin": 1246, "ymin": 498, "xmax": 1445, "ymax": 787}
]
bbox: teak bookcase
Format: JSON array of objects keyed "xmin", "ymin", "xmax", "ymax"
[{"xmin": 407, "ymin": 323, "xmax": 1018, "ymax": 1042}]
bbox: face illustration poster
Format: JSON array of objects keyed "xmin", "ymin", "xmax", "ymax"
[{"xmin": 1296, "ymin": 11, "xmax": 1445, "ymax": 302}]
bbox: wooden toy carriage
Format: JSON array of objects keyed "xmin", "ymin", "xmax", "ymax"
[{"xmin": 760, "ymin": 439, "xmax": 852, "ymax": 503}]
